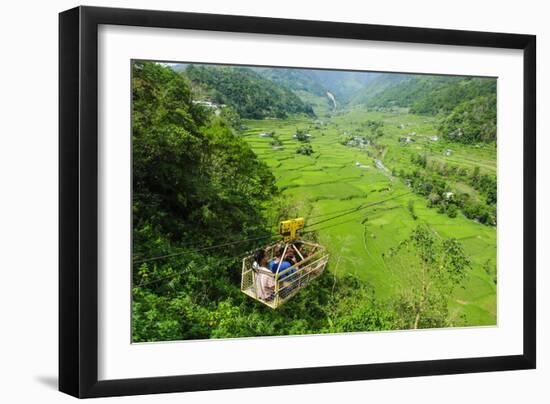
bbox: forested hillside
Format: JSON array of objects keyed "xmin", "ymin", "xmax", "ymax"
[
  {"xmin": 132, "ymin": 61, "xmax": 277, "ymax": 340},
  {"xmin": 363, "ymin": 76, "xmax": 497, "ymax": 143},
  {"xmin": 184, "ymin": 64, "xmax": 315, "ymax": 119},
  {"xmin": 439, "ymin": 94, "xmax": 497, "ymax": 143}
]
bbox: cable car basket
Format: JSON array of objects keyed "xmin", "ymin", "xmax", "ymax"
[{"xmin": 241, "ymin": 239, "xmax": 329, "ymax": 309}]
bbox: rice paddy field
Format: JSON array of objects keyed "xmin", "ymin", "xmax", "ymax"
[{"xmin": 241, "ymin": 108, "xmax": 497, "ymax": 326}]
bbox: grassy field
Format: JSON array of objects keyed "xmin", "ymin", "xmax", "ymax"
[{"xmin": 241, "ymin": 108, "xmax": 497, "ymax": 327}]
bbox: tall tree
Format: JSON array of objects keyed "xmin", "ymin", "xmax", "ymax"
[{"xmin": 387, "ymin": 225, "xmax": 470, "ymax": 329}]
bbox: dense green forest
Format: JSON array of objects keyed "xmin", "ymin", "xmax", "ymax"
[
  {"xmin": 132, "ymin": 61, "xmax": 479, "ymax": 342},
  {"xmin": 132, "ymin": 61, "xmax": 275, "ymax": 340},
  {"xmin": 364, "ymin": 76, "xmax": 495, "ymax": 113},
  {"xmin": 439, "ymin": 94, "xmax": 497, "ymax": 143},
  {"xmin": 362, "ymin": 76, "xmax": 497, "ymax": 143},
  {"xmin": 184, "ymin": 65, "xmax": 315, "ymax": 119},
  {"xmin": 394, "ymin": 154, "xmax": 497, "ymax": 225}
]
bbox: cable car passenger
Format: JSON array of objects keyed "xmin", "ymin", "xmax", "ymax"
[
  {"xmin": 269, "ymin": 246, "xmax": 295, "ymax": 280},
  {"xmin": 253, "ymin": 249, "xmax": 274, "ymax": 301}
]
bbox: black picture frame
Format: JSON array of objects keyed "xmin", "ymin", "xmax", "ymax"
[{"xmin": 59, "ymin": 5, "xmax": 536, "ymax": 398}]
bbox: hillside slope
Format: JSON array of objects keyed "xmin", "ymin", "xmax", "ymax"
[
  {"xmin": 364, "ymin": 75, "xmax": 496, "ymax": 115},
  {"xmin": 184, "ymin": 64, "xmax": 315, "ymax": 119},
  {"xmin": 363, "ymin": 75, "xmax": 497, "ymax": 142},
  {"xmin": 347, "ymin": 73, "xmax": 413, "ymax": 105},
  {"xmin": 254, "ymin": 67, "xmax": 380, "ymax": 102}
]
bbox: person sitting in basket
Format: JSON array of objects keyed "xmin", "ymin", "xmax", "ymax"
[
  {"xmin": 269, "ymin": 246, "xmax": 295, "ymax": 280},
  {"xmin": 253, "ymin": 249, "xmax": 274, "ymax": 301}
]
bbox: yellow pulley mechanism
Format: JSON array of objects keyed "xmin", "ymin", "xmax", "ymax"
[{"xmin": 278, "ymin": 218, "xmax": 304, "ymax": 242}]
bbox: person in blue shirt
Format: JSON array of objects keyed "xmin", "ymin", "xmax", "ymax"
[{"xmin": 269, "ymin": 246, "xmax": 295, "ymax": 280}]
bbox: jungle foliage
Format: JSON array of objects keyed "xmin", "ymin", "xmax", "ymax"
[
  {"xmin": 439, "ymin": 95, "xmax": 497, "ymax": 143},
  {"xmin": 396, "ymin": 153, "xmax": 497, "ymax": 225},
  {"xmin": 387, "ymin": 225, "xmax": 470, "ymax": 329},
  {"xmin": 184, "ymin": 64, "xmax": 315, "ymax": 119},
  {"xmin": 365, "ymin": 76, "xmax": 497, "ymax": 143}
]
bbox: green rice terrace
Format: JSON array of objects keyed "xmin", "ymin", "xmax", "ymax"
[{"xmin": 241, "ymin": 110, "xmax": 496, "ymax": 325}]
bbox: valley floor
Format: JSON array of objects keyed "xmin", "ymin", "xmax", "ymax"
[{"xmin": 241, "ymin": 109, "xmax": 497, "ymax": 326}]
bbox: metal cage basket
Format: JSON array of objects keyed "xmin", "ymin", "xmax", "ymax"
[{"xmin": 241, "ymin": 240, "xmax": 329, "ymax": 309}]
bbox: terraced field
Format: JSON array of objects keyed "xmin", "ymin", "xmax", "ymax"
[{"xmin": 241, "ymin": 109, "xmax": 497, "ymax": 326}]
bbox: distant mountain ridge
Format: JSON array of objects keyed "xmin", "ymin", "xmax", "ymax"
[
  {"xmin": 346, "ymin": 73, "xmax": 413, "ymax": 105},
  {"xmin": 252, "ymin": 67, "xmax": 327, "ymax": 96},
  {"xmin": 363, "ymin": 75, "xmax": 496, "ymax": 115},
  {"xmin": 166, "ymin": 62, "xmax": 496, "ymax": 143},
  {"xmin": 252, "ymin": 67, "xmax": 380, "ymax": 101},
  {"xmin": 183, "ymin": 64, "xmax": 315, "ymax": 119},
  {"xmin": 165, "ymin": 63, "xmax": 431, "ymax": 111}
]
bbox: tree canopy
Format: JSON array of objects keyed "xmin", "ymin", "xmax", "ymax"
[
  {"xmin": 387, "ymin": 225, "xmax": 470, "ymax": 329},
  {"xmin": 439, "ymin": 95, "xmax": 497, "ymax": 143},
  {"xmin": 364, "ymin": 76, "xmax": 497, "ymax": 143},
  {"xmin": 184, "ymin": 65, "xmax": 315, "ymax": 119}
]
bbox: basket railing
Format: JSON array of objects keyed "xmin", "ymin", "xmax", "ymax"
[{"xmin": 241, "ymin": 240, "xmax": 329, "ymax": 308}]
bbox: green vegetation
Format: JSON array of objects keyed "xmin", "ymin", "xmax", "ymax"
[
  {"xmin": 270, "ymin": 133, "xmax": 283, "ymax": 148},
  {"xmin": 387, "ymin": 225, "xmax": 470, "ymax": 329},
  {"xmin": 241, "ymin": 109, "xmax": 496, "ymax": 328},
  {"xmin": 364, "ymin": 76, "xmax": 496, "ymax": 115},
  {"xmin": 132, "ymin": 61, "xmax": 277, "ymax": 341},
  {"xmin": 363, "ymin": 76, "xmax": 497, "ymax": 143},
  {"xmin": 347, "ymin": 73, "xmax": 411, "ymax": 105},
  {"xmin": 132, "ymin": 61, "xmax": 497, "ymax": 342},
  {"xmin": 407, "ymin": 200, "xmax": 418, "ymax": 220},
  {"xmin": 294, "ymin": 128, "xmax": 311, "ymax": 142},
  {"xmin": 396, "ymin": 154, "xmax": 497, "ymax": 225},
  {"xmin": 254, "ymin": 67, "xmax": 327, "ymax": 96},
  {"xmin": 439, "ymin": 95, "xmax": 497, "ymax": 143},
  {"xmin": 184, "ymin": 64, "xmax": 315, "ymax": 119},
  {"xmin": 296, "ymin": 144, "xmax": 314, "ymax": 155},
  {"xmin": 365, "ymin": 119, "xmax": 385, "ymax": 138}
]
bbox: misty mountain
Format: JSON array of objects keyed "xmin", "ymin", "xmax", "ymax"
[
  {"xmin": 253, "ymin": 66, "xmax": 380, "ymax": 101},
  {"xmin": 363, "ymin": 75, "xmax": 497, "ymax": 115}
]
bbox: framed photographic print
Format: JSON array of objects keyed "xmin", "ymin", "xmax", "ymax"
[{"xmin": 59, "ymin": 6, "xmax": 536, "ymax": 398}]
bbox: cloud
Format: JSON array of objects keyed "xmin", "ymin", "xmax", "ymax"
[{"xmin": 156, "ymin": 62, "xmax": 179, "ymax": 67}]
